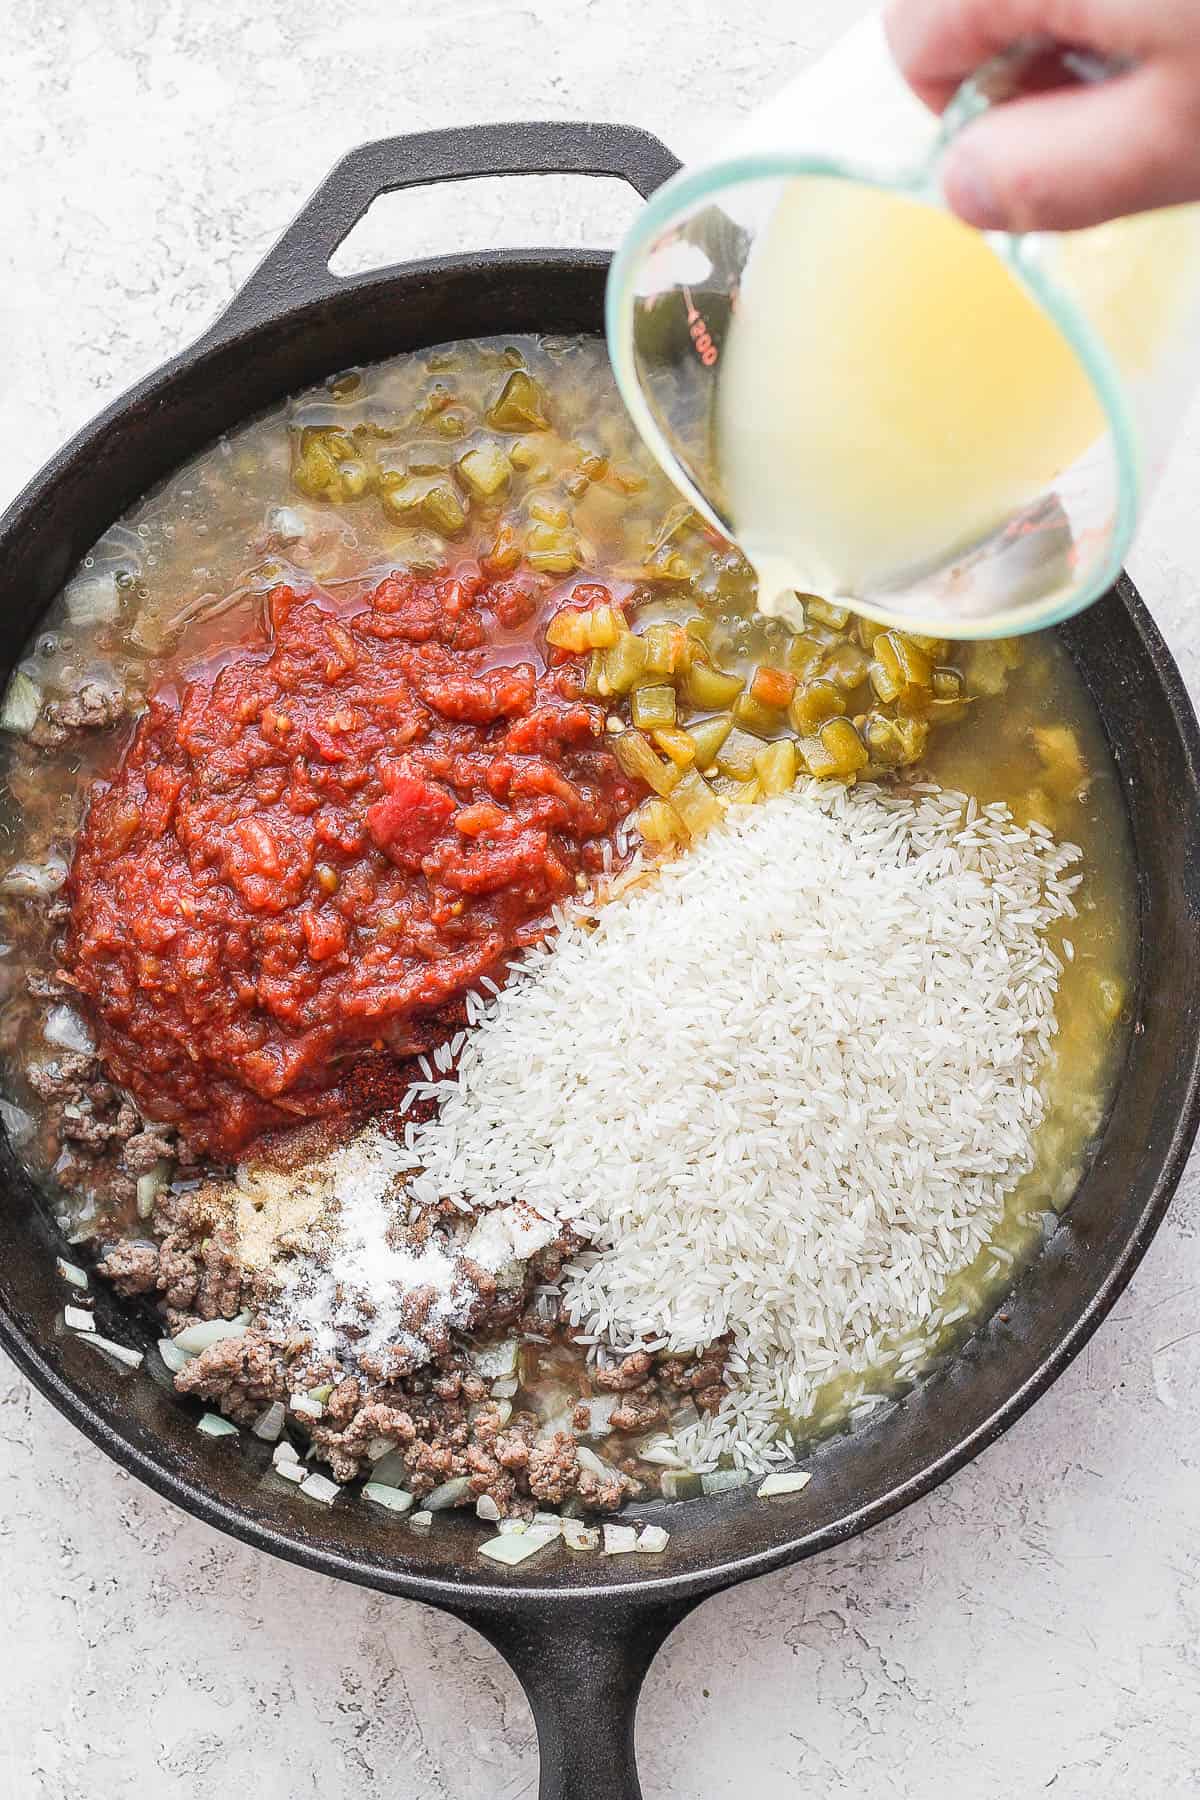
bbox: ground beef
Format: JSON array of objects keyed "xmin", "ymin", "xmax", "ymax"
[
  {"xmin": 594, "ymin": 1349, "xmax": 654, "ymax": 1392},
  {"xmin": 526, "ymin": 1430, "xmax": 580, "ymax": 1503},
  {"xmin": 120, "ymin": 1125, "xmax": 178, "ymax": 1174},
  {"xmin": 97, "ymin": 1240, "xmax": 159, "ymax": 1297},
  {"xmin": 173, "ymin": 1330, "xmax": 287, "ymax": 1424},
  {"xmin": 30, "ymin": 681, "xmax": 126, "ymax": 748}
]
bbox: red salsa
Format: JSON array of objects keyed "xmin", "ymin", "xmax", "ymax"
[{"xmin": 64, "ymin": 572, "xmax": 640, "ymax": 1154}]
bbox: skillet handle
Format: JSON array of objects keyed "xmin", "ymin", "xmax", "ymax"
[
  {"xmin": 453, "ymin": 1594, "xmax": 696, "ymax": 1800},
  {"xmin": 210, "ymin": 121, "xmax": 681, "ymax": 338}
]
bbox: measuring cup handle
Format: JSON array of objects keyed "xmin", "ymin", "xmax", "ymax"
[{"xmin": 934, "ymin": 39, "xmax": 1132, "ymax": 172}]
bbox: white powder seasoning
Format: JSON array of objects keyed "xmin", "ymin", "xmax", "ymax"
[
  {"xmin": 267, "ymin": 1127, "xmax": 561, "ymax": 1366},
  {"xmin": 271, "ymin": 1129, "xmax": 467, "ymax": 1362}
]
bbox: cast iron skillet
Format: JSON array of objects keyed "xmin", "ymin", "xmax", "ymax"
[{"xmin": 1, "ymin": 122, "xmax": 1200, "ymax": 1800}]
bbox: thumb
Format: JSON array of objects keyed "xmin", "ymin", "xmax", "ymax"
[{"xmin": 940, "ymin": 64, "xmax": 1200, "ymax": 232}]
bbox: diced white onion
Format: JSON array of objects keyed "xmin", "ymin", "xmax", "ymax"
[
  {"xmin": 0, "ymin": 672, "xmax": 41, "ymax": 736},
  {"xmin": 55, "ymin": 1257, "xmax": 89, "ymax": 1290},
  {"xmin": 636, "ymin": 1525, "xmax": 670, "ymax": 1553},
  {"xmin": 289, "ymin": 1393, "xmax": 324, "ymax": 1419},
  {"xmin": 299, "ymin": 1472, "xmax": 340, "ymax": 1505},
  {"xmin": 408, "ymin": 1510, "xmax": 433, "ymax": 1530},
  {"xmin": 79, "ymin": 1333, "xmax": 143, "ymax": 1370},
  {"xmin": 366, "ymin": 1435, "xmax": 394, "ymax": 1462},
  {"xmin": 64, "ymin": 573, "xmax": 121, "ymax": 625},
  {"xmin": 197, "ymin": 1412, "xmax": 239, "ymax": 1438},
  {"xmin": 274, "ymin": 1460, "xmax": 305, "ymax": 1484},
  {"xmin": 267, "ymin": 506, "xmax": 308, "ymax": 543},
  {"xmin": 471, "ymin": 1338, "xmax": 519, "ymax": 1380},
  {"xmin": 157, "ymin": 1337, "xmax": 191, "ymax": 1374},
  {"xmin": 475, "ymin": 1494, "xmax": 501, "ymax": 1523},
  {"xmin": 136, "ymin": 1164, "xmax": 170, "ymax": 1220},
  {"xmin": 1, "ymin": 1099, "xmax": 35, "ymax": 1146},
  {"xmin": 602, "ymin": 1523, "xmax": 638, "ymax": 1555},
  {"xmin": 561, "ymin": 1518, "xmax": 600, "ymax": 1551},
  {"xmin": 478, "ymin": 1532, "xmax": 555, "ymax": 1566},
  {"xmin": 64, "ymin": 1304, "xmax": 94, "ymax": 1333},
  {"xmin": 44, "ymin": 1006, "xmax": 95, "ymax": 1056},
  {"xmin": 174, "ymin": 1316, "xmax": 248, "ymax": 1355},
  {"xmin": 364, "ymin": 1483, "xmax": 415, "ymax": 1514},
  {"xmin": 425, "ymin": 1475, "xmax": 472, "ymax": 1511},
  {"xmin": 251, "ymin": 1401, "xmax": 286, "ymax": 1442},
  {"xmin": 272, "ymin": 1438, "xmax": 299, "ymax": 1467},
  {"xmin": 0, "ymin": 857, "xmax": 67, "ymax": 899},
  {"xmin": 701, "ymin": 1469, "xmax": 751, "ymax": 1496},
  {"xmin": 756, "ymin": 1471, "xmax": 812, "ymax": 1498},
  {"xmin": 497, "ymin": 1518, "xmax": 528, "ymax": 1536}
]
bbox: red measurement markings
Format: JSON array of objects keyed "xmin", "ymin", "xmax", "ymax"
[{"xmin": 682, "ymin": 287, "xmax": 719, "ymax": 367}]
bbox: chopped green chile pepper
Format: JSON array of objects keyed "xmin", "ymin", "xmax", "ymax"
[
  {"xmin": 865, "ymin": 711, "xmax": 929, "ymax": 766},
  {"xmin": 670, "ymin": 767, "xmax": 724, "ymax": 836},
  {"xmin": 789, "ymin": 678, "xmax": 844, "ymax": 735},
  {"xmin": 335, "ymin": 459, "xmax": 371, "ymax": 500},
  {"xmin": 733, "ymin": 691, "xmax": 786, "ymax": 737},
  {"xmin": 931, "ymin": 667, "xmax": 964, "ymax": 701},
  {"xmin": 528, "ymin": 494, "xmax": 570, "ymax": 528},
  {"xmin": 583, "ymin": 650, "xmax": 605, "ymax": 696},
  {"xmin": 634, "ymin": 798, "xmax": 685, "ymax": 846},
  {"xmin": 801, "ymin": 717, "xmax": 868, "ymax": 780},
  {"xmin": 600, "ymin": 633, "xmax": 648, "ymax": 694},
  {"xmin": 631, "ymin": 685, "xmax": 677, "ymax": 731},
  {"xmin": 753, "ymin": 738, "xmax": 798, "ymax": 795},
  {"xmin": 381, "ymin": 476, "xmax": 467, "ymax": 535},
  {"xmin": 806, "ymin": 597, "xmax": 851, "ymax": 629},
  {"xmin": 613, "ymin": 729, "xmax": 680, "ymax": 796},
  {"xmin": 715, "ymin": 726, "xmax": 765, "ymax": 780},
  {"xmin": 873, "ymin": 631, "xmax": 933, "ymax": 692},
  {"xmin": 652, "ymin": 726, "xmax": 697, "ymax": 768},
  {"xmin": 487, "ymin": 369, "xmax": 550, "ymax": 432},
  {"xmin": 643, "ymin": 622, "xmax": 688, "ymax": 677},
  {"xmin": 686, "ymin": 715, "xmax": 733, "ymax": 770},
  {"xmin": 685, "ymin": 659, "xmax": 744, "ymax": 711},
  {"xmin": 823, "ymin": 643, "xmax": 871, "ymax": 691},
  {"xmin": 785, "ymin": 634, "xmax": 828, "ymax": 677},
  {"xmin": 457, "ymin": 441, "xmax": 512, "ymax": 498}
]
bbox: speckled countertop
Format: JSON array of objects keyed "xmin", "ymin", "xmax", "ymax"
[{"xmin": 3, "ymin": 3, "xmax": 1200, "ymax": 1795}]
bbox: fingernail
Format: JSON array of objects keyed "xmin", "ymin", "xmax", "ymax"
[{"xmin": 943, "ymin": 148, "xmax": 1009, "ymax": 231}]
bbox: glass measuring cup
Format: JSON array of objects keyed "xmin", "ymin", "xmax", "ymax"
[{"xmin": 606, "ymin": 10, "xmax": 1200, "ymax": 638}]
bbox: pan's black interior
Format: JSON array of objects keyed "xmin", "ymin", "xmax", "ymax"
[{"xmin": 2, "ymin": 124, "xmax": 1198, "ymax": 1800}]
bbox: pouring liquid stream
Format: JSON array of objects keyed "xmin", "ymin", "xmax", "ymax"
[{"xmin": 714, "ymin": 177, "xmax": 1109, "ymax": 630}]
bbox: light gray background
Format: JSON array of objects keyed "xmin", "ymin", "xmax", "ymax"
[{"xmin": 2, "ymin": 2, "xmax": 1200, "ymax": 1795}]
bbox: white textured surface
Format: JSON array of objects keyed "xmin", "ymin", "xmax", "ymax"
[{"xmin": 3, "ymin": 3, "xmax": 1200, "ymax": 1795}]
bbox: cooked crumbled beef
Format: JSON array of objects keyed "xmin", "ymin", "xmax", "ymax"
[
  {"xmin": 526, "ymin": 1430, "xmax": 580, "ymax": 1503},
  {"xmin": 659, "ymin": 1342, "xmax": 731, "ymax": 1413},
  {"xmin": 120, "ymin": 1125, "xmax": 178, "ymax": 1175},
  {"xmin": 594, "ymin": 1349, "xmax": 654, "ymax": 1392},
  {"xmin": 609, "ymin": 1387, "xmax": 665, "ymax": 1434},
  {"xmin": 30, "ymin": 682, "xmax": 126, "ymax": 748},
  {"xmin": 97, "ymin": 1240, "xmax": 159, "ymax": 1297},
  {"xmin": 88, "ymin": 1138, "xmax": 725, "ymax": 1515},
  {"xmin": 173, "ymin": 1330, "xmax": 287, "ymax": 1424},
  {"xmin": 26, "ymin": 969, "xmax": 67, "ymax": 1001},
  {"xmin": 28, "ymin": 1051, "xmax": 97, "ymax": 1102},
  {"xmin": 577, "ymin": 1464, "xmax": 633, "ymax": 1512}
]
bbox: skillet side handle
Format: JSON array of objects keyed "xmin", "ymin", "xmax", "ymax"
[
  {"xmin": 456, "ymin": 1594, "xmax": 695, "ymax": 1800},
  {"xmin": 206, "ymin": 121, "xmax": 681, "ymax": 342}
]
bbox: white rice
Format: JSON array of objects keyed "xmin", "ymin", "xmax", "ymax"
[{"xmin": 398, "ymin": 780, "xmax": 1080, "ymax": 1469}]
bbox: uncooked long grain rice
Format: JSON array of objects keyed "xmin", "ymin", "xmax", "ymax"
[{"xmin": 399, "ymin": 782, "xmax": 1079, "ymax": 1470}]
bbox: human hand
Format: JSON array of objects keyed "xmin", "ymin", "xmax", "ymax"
[{"xmin": 885, "ymin": 0, "xmax": 1200, "ymax": 231}]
